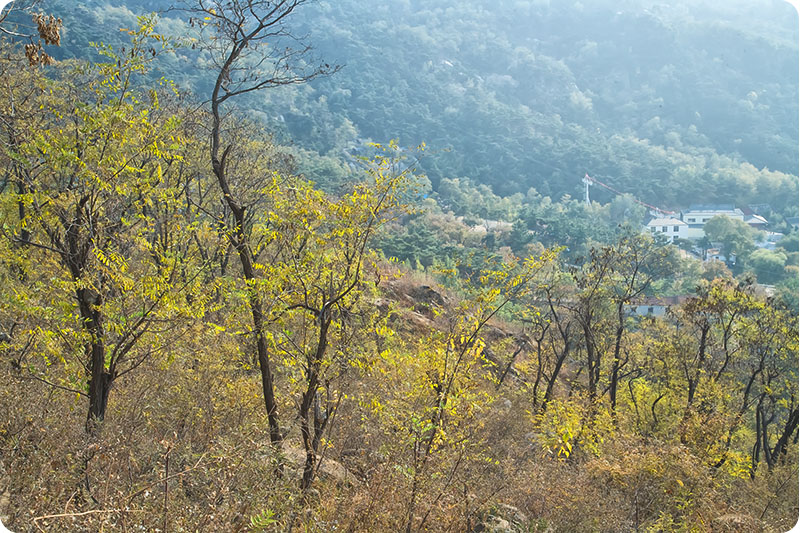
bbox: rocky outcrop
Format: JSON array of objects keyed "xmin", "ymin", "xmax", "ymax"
[
  {"xmin": 472, "ymin": 504, "xmax": 531, "ymax": 533},
  {"xmin": 406, "ymin": 285, "xmax": 446, "ymax": 318},
  {"xmin": 711, "ymin": 514, "xmax": 761, "ymax": 531},
  {"xmin": 379, "ymin": 281, "xmax": 447, "ymax": 333},
  {"xmin": 281, "ymin": 447, "xmax": 357, "ymax": 487},
  {"xmin": 383, "ymin": 281, "xmax": 447, "ymax": 310}
]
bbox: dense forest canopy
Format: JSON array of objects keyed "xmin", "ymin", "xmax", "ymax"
[{"xmin": 39, "ymin": 0, "xmax": 800, "ymax": 214}]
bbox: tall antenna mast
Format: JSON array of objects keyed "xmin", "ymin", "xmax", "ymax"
[{"xmin": 582, "ymin": 173, "xmax": 593, "ymax": 205}]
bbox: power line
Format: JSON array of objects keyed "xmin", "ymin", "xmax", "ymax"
[{"xmin": 584, "ymin": 173, "xmax": 676, "ymax": 215}]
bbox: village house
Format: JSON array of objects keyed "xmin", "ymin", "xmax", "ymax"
[
  {"xmin": 626, "ymin": 295, "xmax": 690, "ymax": 317},
  {"xmin": 741, "ymin": 206, "xmax": 769, "ymax": 231},
  {"xmin": 705, "ymin": 249, "xmax": 730, "ymax": 263},
  {"xmin": 679, "ymin": 204, "xmax": 745, "ymax": 239},
  {"xmin": 644, "ymin": 217, "xmax": 688, "ymax": 243}
]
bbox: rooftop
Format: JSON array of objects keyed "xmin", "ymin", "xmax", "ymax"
[
  {"xmin": 647, "ymin": 217, "xmax": 686, "ymax": 226},
  {"xmin": 685, "ymin": 204, "xmax": 740, "ymax": 212},
  {"xmin": 630, "ymin": 295, "xmax": 690, "ymax": 306},
  {"xmin": 745, "ymin": 214, "xmax": 768, "ymax": 225}
]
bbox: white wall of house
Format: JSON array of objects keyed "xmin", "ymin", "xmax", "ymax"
[
  {"xmin": 645, "ymin": 218, "xmax": 688, "ymax": 243},
  {"xmin": 686, "ymin": 225, "xmax": 705, "ymax": 240},
  {"xmin": 626, "ymin": 304, "xmax": 668, "ymax": 317},
  {"xmin": 680, "ymin": 205, "xmax": 744, "ymax": 240}
]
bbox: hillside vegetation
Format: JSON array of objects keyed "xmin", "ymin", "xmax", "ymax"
[
  {"xmin": 0, "ymin": 2, "xmax": 797, "ymax": 532},
  {"xmin": 43, "ymin": 0, "xmax": 800, "ymax": 214}
]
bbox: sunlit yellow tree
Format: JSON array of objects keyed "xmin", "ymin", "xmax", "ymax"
[
  {"xmin": 0, "ymin": 17, "xmax": 206, "ymax": 429},
  {"xmin": 359, "ymin": 249, "xmax": 557, "ymax": 532},
  {"xmin": 251, "ymin": 143, "xmax": 419, "ymax": 490}
]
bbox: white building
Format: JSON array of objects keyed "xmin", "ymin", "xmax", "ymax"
[
  {"xmin": 626, "ymin": 295, "xmax": 689, "ymax": 317},
  {"xmin": 705, "ymin": 249, "xmax": 730, "ymax": 263},
  {"xmin": 645, "ymin": 217, "xmax": 688, "ymax": 243},
  {"xmin": 680, "ymin": 204, "xmax": 744, "ymax": 240}
]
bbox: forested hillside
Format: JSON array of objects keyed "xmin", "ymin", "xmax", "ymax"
[
  {"xmin": 0, "ymin": 1, "xmax": 798, "ymax": 532},
  {"xmin": 44, "ymin": 0, "xmax": 799, "ymax": 213}
]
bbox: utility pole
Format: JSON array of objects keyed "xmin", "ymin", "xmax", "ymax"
[{"xmin": 582, "ymin": 173, "xmax": 593, "ymax": 205}]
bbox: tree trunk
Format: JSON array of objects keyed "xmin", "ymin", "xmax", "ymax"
[
  {"xmin": 239, "ymin": 245, "xmax": 281, "ymax": 445},
  {"xmin": 210, "ymin": 66, "xmax": 283, "ymax": 445},
  {"xmin": 87, "ymin": 348, "xmax": 112, "ymax": 428},
  {"xmin": 714, "ymin": 367, "xmax": 760, "ymax": 468},
  {"xmin": 299, "ymin": 383, "xmax": 318, "ymax": 490},
  {"xmin": 769, "ymin": 406, "xmax": 798, "ymax": 468},
  {"xmin": 299, "ymin": 314, "xmax": 331, "ymax": 490},
  {"xmin": 583, "ymin": 322, "xmax": 598, "ymax": 400},
  {"xmin": 609, "ymin": 303, "xmax": 625, "ymax": 415},
  {"xmin": 497, "ymin": 343, "xmax": 524, "ymax": 390},
  {"xmin": 249, "ymin": 287, "xmax": 282, "ymax": 446},
  {"xmin": 541, "ymin": 343, "xmax": 569, "ymax": 413},
  {"xmin": 687, "ymin": 324, "xmax": 709, "ymax": 409},
  {"xmin": 79, "ymin": 288, "xmax": 112, "ymax": 431}
]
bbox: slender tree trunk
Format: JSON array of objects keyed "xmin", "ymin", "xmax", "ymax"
[
  {"xmin": 714, "ymin": 367, "xmax": 760, "ymax": 468},
  {"xmin": 530, "ymin": 342, "xmax": 544, "ymax": 407},
  {"xmin": 235, "ymin": 240, "xmax": 281, "ymax": 444},
  {"xmin": 583, "ymin": 322, "xmax": 598, "ymax": 400},
  {"xmin": 227, "ymin": 224, "xmax": 282, "ymax": 446},
  {"xmin": 541, "ymin": 343, "xmax": 569, "ymax": 413},
  {"xmin": 406, "ymin": 443, "xmax": 420, "ymax": 533},
  {"xmin": 609, "ymin": 303, "xmax": 625, "ymax": 415},
  {"xmin": 497, "ymin": 343, "xmax": 525, "ymax": 390},
  {"xmin": 761, "ymin": 404, "xmax": 775, "ymax": 469},
  {"xmin": 687, "ymin": 324, "xmax": 708, "ymax": 409},
  {"xmin": 650, "ymin": 392, "xmax": 665, "ymax": 432},
  {"xmin": 248, "ymin": 285, "xmax": 282, "ymax": 445},
  {"xmin": 15, "ymin": 181, "xmax": 30, "ymax": 245},
  {"xmin": 299, "ymin": 314, "xmax": 331, "ymax": 490},
  {"xmin": 751, "ymin": 403, "xmax": 762, "ymax": 478},
  {"xmin": 299, "ymin": 387, "xmax": 319, "ymax": 490},
  {"xmin": 770, "ymin": 406, "xmax": 798, "ymax": 467},
  {"xmin": 210, "ymin": 82, "xmax": 282, "ymax": 445},
  {"xmin": 680, "ymin": 323, "xmax": 708, "ymax": 444}
]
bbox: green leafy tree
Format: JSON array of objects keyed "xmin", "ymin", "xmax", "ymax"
[
  {"xmin": 748, "ymin": 248, "xmax": 788, "ymax": 285},
  {"xmin": 571, "ymin": 233, "xmax": 679, "ymax": 410},
  {"xmin": 776, "ymin": 230, "xmax": 799, "ymax": 253},
  {"xmin": 703, "ymin": 215, "xmax": 762, "ymax": 268},
  {"xmin": 364, "ymin": 250, "xmax": 557, "ymax": 532}
]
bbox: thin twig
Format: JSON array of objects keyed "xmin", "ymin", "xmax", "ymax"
[{"xmin": 33, "ymin": 509, "xmax": 144, "ymax": 532}]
